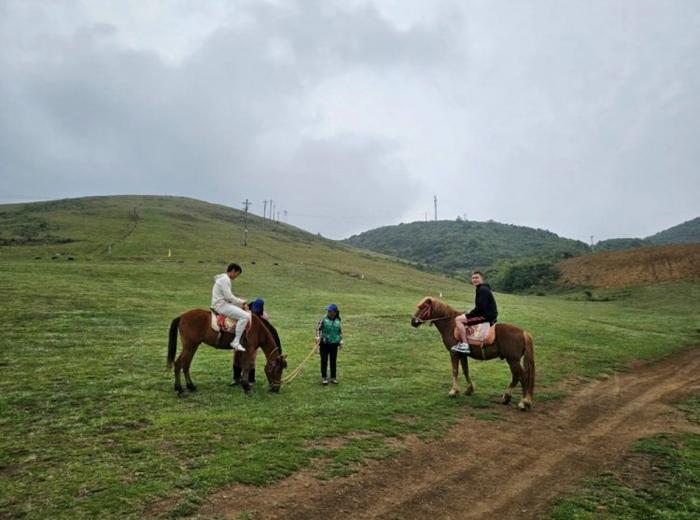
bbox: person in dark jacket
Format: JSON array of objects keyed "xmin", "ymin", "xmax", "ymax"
[
  {"xmin": 316, "ymin": 304, "xmax": 343, "ymax": 385},
  {"xmin": 451, "ymin": 271, "xmax": 498, "ymax": 354}
]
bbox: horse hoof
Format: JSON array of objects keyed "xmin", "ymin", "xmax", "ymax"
[
  {"xmin": 518, "ymin": 401, "xmax": 531, "ymax": 411},
  {"xmin": 187, "ymin": 384, "xmax": 197, "ymax": 392},
  {"xmin": 464, "ymin": 386, "xmax": 475, "ymax": 396},
  {"xmin": 502, "ymin": 394, "xmax": 512, "ymax": 404},
  {"xmin": 448, "ymin": 390, "xmax": 459, "ymax": 398}
]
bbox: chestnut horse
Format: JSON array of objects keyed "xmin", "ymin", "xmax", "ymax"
[
  {"xmin": 167, "ymin": 310, "xmax": 287, "ymax": 395},
  {"xmin": 411, "ymin": 297, "xmax": 535, "ymax": 410}
]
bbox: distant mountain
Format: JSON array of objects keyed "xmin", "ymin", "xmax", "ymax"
[
  {"xmin": 595, "ymin": 217, "xmax": 699, "ymax": 252},
  {"xmin": 593, "ymin": 238, "xmax": 647, "ymax": 252},
  {"xmin": 645, "ymin": 217, "xmax": 700, "ymax": 245},
  {"xmin": 343, "ymin": 219, "xmax": 590, "ymax": 274}
]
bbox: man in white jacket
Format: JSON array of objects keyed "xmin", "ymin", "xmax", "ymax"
[{"xmin": 211, "ymin": 263, "xmax": 249, "ymax": 352}]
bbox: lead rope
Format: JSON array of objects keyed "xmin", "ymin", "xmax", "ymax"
[{"xmin": 282, "ymin": 343, "xmax": 318, "ymax": 384}]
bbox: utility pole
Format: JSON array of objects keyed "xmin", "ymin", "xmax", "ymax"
[
  {"xmin": 242, "ymin": 199, "xmax": 251, "ymax": 246},
  {"xmin": 270, "ymin": 200, "xmax": 274, "ymax": 223},
  {"xmin": 263, "ymin": 200, "xmax": 268, "ymax": 220},
  {"xmin": 434, "ymin": 195, "xmax": 438, "ymax": 221},
  {"xmin": 283, "ymin": 210, "xmax": 287, "ymax": 222},
  {"xmin": 590, "ymin": 235, "xmax": 595, "ymax": 249}
]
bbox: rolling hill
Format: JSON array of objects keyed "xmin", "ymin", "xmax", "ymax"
[
  {"xmin": 2, "ymin": 195, "xmax": 700, "ymax": 517},
  {"xmin": 595, "ymin": 216, "xmax": 699, "ymax": 252},
  {"xmin": 343, "ymin": 219, "xmax": 590, "ymax": 274},
  {"xmin": 0, "ymin": 195, "xmax": 458, "ymax": 295}
]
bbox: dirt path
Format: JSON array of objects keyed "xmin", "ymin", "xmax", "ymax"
[{"xmin": 198, "ymin": 348, "xmax": 700, "ymax": 520}]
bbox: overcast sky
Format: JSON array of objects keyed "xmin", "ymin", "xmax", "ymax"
[{"xmin": 1, "ymin": 1, "xmax": 698, "ymax": 241}]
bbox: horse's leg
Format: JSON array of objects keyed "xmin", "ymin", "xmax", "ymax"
[
  {"xmin": 182, "ymin": 343, "xmax": 200, "ymax": 391},
  {"xmin": 174, "ymin": 348, "xmax": 185, "ymax": 395},
  {"xmin": 503, "ymin": 358, "xmax": 522, "ymax": 404},
  {"xmin": 448, "ymin": 352, "xmax": 460, "ymax": 397},
  {"xmin": 521, "ymin": 332, "xmax": 535, "ymax": 410},
  {"xmin": 240, "ymin": 364, "xmax": 252, "ymax": 395},
  {"xmin": 459, "ymin": 355, "xmax": 475, "ymax": 395}
]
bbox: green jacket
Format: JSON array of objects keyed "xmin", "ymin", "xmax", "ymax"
[{"xmin": 316, "ymin": 316, "xmax": 342, "ymax": 344}]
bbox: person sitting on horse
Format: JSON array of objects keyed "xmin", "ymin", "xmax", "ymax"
[
  {"xmin": 451, "ymin": 271, "xmax": 498, "ymax": 354},
  {"xmin": 211, "ymin": 263, "xmax": 249, "ymax": 352}
]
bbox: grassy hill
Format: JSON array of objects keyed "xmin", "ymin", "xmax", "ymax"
[
  {"xmin": 343, "ymin": 219, "xmax": 590, "ymax": 275},
  {"xmin": 1, "ymin": 196, "xmax": 699, "ymax": 517},
  {"xmin": 0, "ymin": 195, "xmax": 348, "ymax": 262},
  {"xmin": 595, "ymin": 216, "xmax": 699, "ymax": 252}
]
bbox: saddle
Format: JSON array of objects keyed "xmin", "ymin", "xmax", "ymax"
[
  {"xmin": 210, "ymin": 309, "xmax": 250, "ymax": 349},
  {"xmin": 453, "ymin": 323, "xmax": 497, "ymax": 346},
  {"xmin": 210, "ymin": 310, "xmax": 238, "ymax": 334}
]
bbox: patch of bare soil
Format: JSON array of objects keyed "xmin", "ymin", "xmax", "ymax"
[
  {"xmin": 557, "ymin": 244, "xmax": 700, "ymax": 288},
  {"xmin": 195, "ymin": 348, "xmax": 700, "ymax": 520}
]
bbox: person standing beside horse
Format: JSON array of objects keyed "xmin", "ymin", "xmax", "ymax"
[
  {"xmin": 451, "ymin": 271, "xmax": 498, "ymax": 354},
  {"xmin": 316, "ymin": 304, "xmax": 343, "ymax": 385},
  {"xmin": 231, "ymin": 297, "xmax": 268, "ymax": 385},
  {"xmin": 211, "ymin": 263, "xmax": 249, "ymax": 352}
]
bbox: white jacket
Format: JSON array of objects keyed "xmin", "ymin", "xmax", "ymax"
[{"xmin": 211, "ymin": 273, "xmax": 245, "ymax": 309}]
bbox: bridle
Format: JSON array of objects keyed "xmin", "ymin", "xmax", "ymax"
[
  {"xmin": 414, "ymin": 302, "xmax": 453, "ymax": 324},
  {"xmin": 265, "ymin": 346, "xmax": 284, "ymax": 387}
]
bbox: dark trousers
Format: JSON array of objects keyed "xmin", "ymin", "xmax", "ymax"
[{"xmin": 320, "ymin": 342, "xmax": 339, "ymax": 379}]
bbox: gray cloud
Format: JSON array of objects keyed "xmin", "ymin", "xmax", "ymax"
[{"xmin": 1, "ymin": 0, "xmax": 698, "ymax": 240}]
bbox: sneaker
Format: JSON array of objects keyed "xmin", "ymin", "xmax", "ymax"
[
  {"xmin": 450, "ymin": 342, "xmax": 471, "ymax": 354},
  {"xmin": 322, "ymin": 378, "xmax": 329, "ymax": 385},
  {"xmin": 330, "ymin": 378, "xmax": 338, "ymax": 385},
  {"xmin": 231, "ymin": 342, "xmax": 246, "ymax": 352}
]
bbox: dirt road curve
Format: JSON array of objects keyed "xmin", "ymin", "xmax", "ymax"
[{"xmin": 199, "ymin": 348, "xmax": 700, "ymax": 520}]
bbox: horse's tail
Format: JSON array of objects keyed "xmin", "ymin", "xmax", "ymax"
[
  {"xmin": 523, "ymin": 331, "xmax": 535, "ymax": 400},
  {"xmin": 167, "ymin": 317, "xmax": 181, "ymax": 369}
]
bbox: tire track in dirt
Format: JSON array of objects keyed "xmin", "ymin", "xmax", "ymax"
[{"xmin": 196, "ymin": 348, "xmax": 700, "ymax": 520}]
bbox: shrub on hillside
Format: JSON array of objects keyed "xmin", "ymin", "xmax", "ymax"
[{"xmin": 491, "ymin": 259, "xmax": 560, "ymax": 293}]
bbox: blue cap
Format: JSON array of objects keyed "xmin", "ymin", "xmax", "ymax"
[
  {"xmin": 326, "ymin": 303, "xmax": 338, "ymax": 312},
  {"xmin": 250, "ymin": 298, "xmax": 265, "ymax": 313}
]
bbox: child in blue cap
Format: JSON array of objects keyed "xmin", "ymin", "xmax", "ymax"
[
  {"xmin": 232, "ymin": 298, "xmax": 267, "ymax": 386},
  {"xmin": 315, "ymin": 304, "xmax": 343, "ymax": 385}
]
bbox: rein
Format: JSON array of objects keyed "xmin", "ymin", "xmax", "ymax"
[
  {"xmin": 415, "ymin": 315, "xmax": 453, "ymax": 324},
  {"xmin": 282, "ymin": 343, "xmax": 317, "ymax": 384}
]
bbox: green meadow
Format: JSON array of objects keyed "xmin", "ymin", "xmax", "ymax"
[{"xmin": 1, "ymin": 196, "xmax": 698, "ymax": 518}]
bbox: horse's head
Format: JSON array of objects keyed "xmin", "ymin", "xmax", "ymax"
[
  {"xmin": 265, "ymin": 353, "xmax": 287, "ymax": 393},
  {"xmin": 411, "ymin": 297, "xmax": 433, "ymax": 327}
]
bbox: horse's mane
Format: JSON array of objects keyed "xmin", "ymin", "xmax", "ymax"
[
  {"xmin": 418, "ymin": 296, "xmax": 461, "ymax": 318},
  {"xmin": 256, "ymin": 314, "xmax": 282, "ymax": 353}
]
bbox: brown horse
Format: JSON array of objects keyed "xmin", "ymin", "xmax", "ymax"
[
  {"xmin": 411, "ymin": 297, "xmax": 535, "ymax": 410},
  {"xmin": 167, "ymin": 310, "xmax": 287, "ymax": 395}
]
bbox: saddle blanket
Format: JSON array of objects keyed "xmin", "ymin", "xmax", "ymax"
[
  {"xmin": 454, "ymin": 322, "xmax": 496, "ymax": 345},
  {"xmin": 211, "ymin": 312, "xmax": 238, "ymax": 334},
  {"xmin": 467, "ymin": 322, "xmax": 491, "ymax": 342}
]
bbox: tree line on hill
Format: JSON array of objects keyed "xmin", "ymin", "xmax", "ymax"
[
  {"xmin": 344, "ymin": 216, "xmax": 700, "ymax": 293},
  {"xmin": 595, "ymin": 217, "xmax": 700, "ymax": 251}
]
